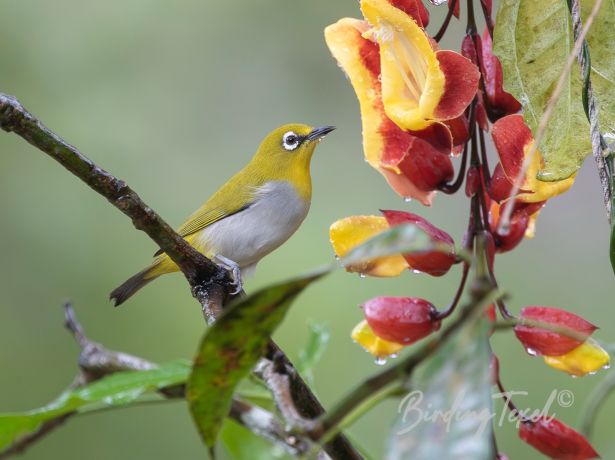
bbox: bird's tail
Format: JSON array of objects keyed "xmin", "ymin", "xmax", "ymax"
[{"xmin": 110, "ymin": 266, "xmax": 159, "ymax": 306}]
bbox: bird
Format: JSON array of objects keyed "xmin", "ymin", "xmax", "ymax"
[{"xmin": 110, "ymin": 123, "xmax": 335, "ymax": 306}]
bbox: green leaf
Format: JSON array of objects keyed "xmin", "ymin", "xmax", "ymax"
[
  {"xmin": 341, "ymin": 223, "xmax": 433, "ymax": 267},
  {"xmin": 186, "ymin": 270, "xmax": 327, "ymax": 448},
  {"xmin": 582, "ymin": 0, "xmax": 615, "ymax": 137},
  {"xmin": 297, "ymin": 321, "xmax": 330, "ymax": 386},
  {"xmin": 385, "ymin": 318, "xmax": 493, "ymax": 460},
  {"xmin": 494, "ymin": 0, "xmax": 590, "ymax": 181},
  {"xmin": 0, "ymin": 360, "xmax": 190, "ymax": 451}
]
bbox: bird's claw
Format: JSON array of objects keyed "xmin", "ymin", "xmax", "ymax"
[{"xmin": 214, "ymin": 255, "xmax": 243, "ymax": 295}]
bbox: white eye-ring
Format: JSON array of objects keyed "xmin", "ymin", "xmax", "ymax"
[{"xmin": 282, "ymin": 131, "xmax": 301, "ymax": 151}]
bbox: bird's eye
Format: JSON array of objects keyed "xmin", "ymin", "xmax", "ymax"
[{"xmin": 282, "ymin": 131, "xmax": 300, "ymax": 151}]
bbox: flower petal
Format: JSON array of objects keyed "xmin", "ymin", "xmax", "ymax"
[
  {"xmin": 351, "ymin": 320, "xmax": 405, "ymax": 358},
  {"xmin": 362, "ymin": 0, "xmax": 444, "ymax": 131},
  {"xmin": 329, "ymin": 215, "xmax": 409, "ymax": 277},
  {"xmin": 388, "ymin": 0, "xmax": 429, "ymax": 27},
  {"xmin": 543, "ymin": 339, "xmax": 610, "ymax": 377},
  {"xmin": 381, "ymin": 122, "xmax": 454, "ymax": 192},
  {"xmin": 433, "ymin": 50, "xmax": 480, "ymax": 120},
  {"xmin": 491, "ymin": 115, "xmax": 575, "ymax": 202}
]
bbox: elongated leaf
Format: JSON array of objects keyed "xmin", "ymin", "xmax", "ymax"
[
  {"xmin": 386, "ymin": 318, "xmax": 493, "ymax": 460},
  {"xmin": 187, "ymin": 270, "xmax": 327, "ymax": 447},
  {"xmin": 494, "ymin": 0, "xmax": 590, "ymax": 181},
  {"xmin": 341, "ymin": 223, "xmax": 434, "ymax": 268},
  {"xmin": 582, "ymin": 0, "xmax": 615, "ymax": 137},
  {"xmin": 0, "ymin": 360, "xmax": 190, "ymax": 451},
  {"xmin": 297, "ymin": 321, "xmax": 330, "ymax": 386}
]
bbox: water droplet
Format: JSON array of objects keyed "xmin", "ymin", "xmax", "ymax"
[
  {"xmin": 389, "ymin": 353, "xmax": 399, "ymax": 359},
  {"xmin": 428, "ymin": 0, "xmax": 447, "ymax": 4},
  {"xmin": 412, "ymin": 269, "xmax": 422, "ymax": 274},
  {"xmin": 334, "ymin": 255, "xmax": 340, "ymax": 261},
  {"xmin": 499, "ymin": 223, "xmax": 511, "ymax": 236},
  {"xmin": 525, "ymin": 347, "xmax": 537, "ymax": 356},
  {"xmin": 375, "ymin": 357, "xmax": 387, "ymax": 365},
  {"xmin": 603, "ymin": 363, "xmax": 611, "ymax": 370},
  {"xmin": 359, "ymin": 273, "xmax": 367, "ymax": 279},
  {"xmin": 404, "ymin": 197, "xmax": 413, "ymax": 203}
]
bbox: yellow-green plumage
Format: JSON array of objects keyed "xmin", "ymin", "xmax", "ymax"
[{"xmin": 110, "ymin": 123, "xmax": 334, "ymax": 305}]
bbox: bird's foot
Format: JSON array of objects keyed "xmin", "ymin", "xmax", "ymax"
[{"xmin": 214, "ymin": 255, "xmax": 243, "ymax": 295}]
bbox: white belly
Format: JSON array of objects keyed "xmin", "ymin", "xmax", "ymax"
[{"xmin": 198, "ymin": 181, "xmax": 310, "ymax": 270}]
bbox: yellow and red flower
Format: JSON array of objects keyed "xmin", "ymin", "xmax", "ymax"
[
  {"xmin": 490, "ymin": 114, "xmax": 575, "ymax": 204},
  {"xmin": 513, "ymin": 306, "xmax": 610, "ymax": 377},
  {"xmin": 329, "ymin": 211, "xmax": 456, "ymax": 277},
  {"xmin": 324, "ymin": 0, "xmax": 479, "ymax": 204}
]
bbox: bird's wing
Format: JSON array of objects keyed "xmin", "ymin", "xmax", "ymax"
[
  {"xmin": 177, "ymin": 203, "xmax": 251, "ymax": 238},
  {"xmin": 153, "ymin": 179, "xmax": 257, "ymax": 257}
]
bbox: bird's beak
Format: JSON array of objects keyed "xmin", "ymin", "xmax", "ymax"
[{"xmin": 307, "ymin": 125, "xmax": 336, "ymax": 142}]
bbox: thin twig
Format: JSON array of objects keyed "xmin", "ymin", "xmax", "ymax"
[{"xmin": 497, "ymin": 0, "xmax": 603, "ymax": 234}]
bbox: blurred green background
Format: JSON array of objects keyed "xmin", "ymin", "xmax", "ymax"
[{"xmin": 1, "ymin": 1, "xmax": 614, "ymax": 459}]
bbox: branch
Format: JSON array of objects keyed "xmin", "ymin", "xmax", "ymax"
[{"xmin": 0, "ymin": 94, "xmax": 361, "ymax": 459}]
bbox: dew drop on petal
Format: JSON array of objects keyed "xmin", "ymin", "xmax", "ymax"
[
  {"xmin": 404, "ymin": 197, "xmax": 413, "ymax": 203},
  {"xmin": 603, "ymin": 364, "xmax": 611, "ymax": 370},
  {"xmin": 428, "ymin": 0, "xmax": 447, "ymax": 4},
  {"xmin": 526, "ymin": 347, "xmax": 538, "ymax": 356},
  {"xmin": 412, "ymin": 269, "xmax": 422, "ymax": 274},
  {"xmin": 359, "ymin": 273, "xmax": 367, "ymax": 279},
  {"xmin": 374, "ymin": 357, "xmax": 388, "ymax": 365}
]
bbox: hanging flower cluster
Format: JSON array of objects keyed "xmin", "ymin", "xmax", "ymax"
[{"xmin": 325, "ymin": 0, "xmax": 605, "ymax": 458}]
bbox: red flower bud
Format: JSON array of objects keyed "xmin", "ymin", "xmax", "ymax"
[
  {"xmin": 514, "ymin": 306, "xmax": 598, "ymax": 356},
  {"xmin": 478, "ymin": 28, "xmax": 521, "ymax": 121},
  {"xmin": 362, "ymin": 296, "xmax": 441, "ymax": 345},
  {"xmin": 519, "ymin": 417, "xmax": 599, "ymax": 460},
  {"xmin": 382, "ymin": 210, "xmax": 456, "ymax": 276}
]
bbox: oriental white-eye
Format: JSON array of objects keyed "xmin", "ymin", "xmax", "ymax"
[{"xmin": 110, "ymin": 123, "xmax": 335, "ymax": 305}]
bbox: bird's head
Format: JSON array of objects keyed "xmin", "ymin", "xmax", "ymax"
[{"xmin": 252, "ymin": 123, "xmax": 335, "ymax": 178}]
